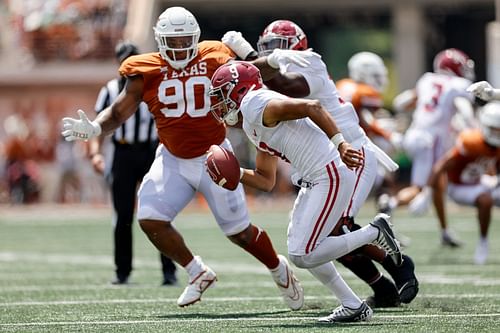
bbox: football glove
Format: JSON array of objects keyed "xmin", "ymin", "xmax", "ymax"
[
  {"xmin": 61, "ymin": 109, "xmax": 101, "ymax": 142},
  {"xmin": 222, "ymin": 31, "xmax": 256, "ymax": 60},
  {"xmin": 467, "ymin": 81, "xmax": 495, "ymax": 102}
]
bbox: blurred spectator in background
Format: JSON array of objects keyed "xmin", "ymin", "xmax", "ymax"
[
  {"xmin": 6, "ymin": 0, "xmax": 127, "ymax": 62},
  {"xmin": 88, "ymin": 41, "xmax": 177, "ymax": 286},
  {"xmin": 3, "ymin": 114, "xmax": 40, "ymax": 204},
  {"xmin": 54, "ymin": 137, "xmax": 82, "ymax": 203}
]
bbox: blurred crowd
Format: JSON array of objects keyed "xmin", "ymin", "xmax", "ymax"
[
  {"xmin": 4, "ymin": 0, "xmax": 127, "ymax": 62},
  {"xmin": 0, "ymin": 111, "xmax": 108, "ymax": 204}
]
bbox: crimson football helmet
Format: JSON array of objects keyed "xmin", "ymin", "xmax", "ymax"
[
  {"xmin": 209, "ymin": 61, "xmax": 263, "ymax": 123},
  {"xmin": 257, "ymin": 20, "xmax": 308, "ymax": 56},
  {"xmin": 433, "ymin": 48, "xmax": 475, "ymax": 81}
]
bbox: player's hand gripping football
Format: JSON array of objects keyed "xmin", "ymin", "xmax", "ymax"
[
  {"xmin": 61, "ymin": 109, "xmax": 101, "ymax": 142},
  {"xmin": 338, "ymin": 142, "xmax": 364, "ymax": 170},
  {"xmin": 205, "ymin": 145, "xmax": 241, "ymax": 191}
]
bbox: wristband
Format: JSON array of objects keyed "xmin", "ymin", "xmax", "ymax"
[
  {"xmin": 240, "ymin": 167, "xmax": 245, "ymax": 180},
  {"xmin": 330, "ymin": 133, "xmax": 345, "ymax": 149}
]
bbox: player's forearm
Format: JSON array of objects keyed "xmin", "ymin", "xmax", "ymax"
[
  {"xmin": 94, "ymin": 107, "xmax": 123, "ymax": 136},
  {"xmin": 240, "ymin": 168, "xmax": 276, "ymax": 192},
  {"xmin": 306, "ymin": 101, "xmax": 340, "ymax": 139},
  {"xmin": 251, "ymin": 57, "xmax": 279, "ymax": 81}
]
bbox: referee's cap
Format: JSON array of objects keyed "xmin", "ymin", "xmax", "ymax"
[{"xmin": 115, "ymin": 41, "xmax": 139, "ymax": 63}]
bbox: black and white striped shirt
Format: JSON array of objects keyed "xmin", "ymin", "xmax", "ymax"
[{"xmin": 94, "ymin": 77, "xmax": 157, "ymax": 145}]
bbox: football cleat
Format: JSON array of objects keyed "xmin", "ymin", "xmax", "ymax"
[
  {"xmin": 474, "ymin": 240, "xmax": 489, "ymax": 265},
  {"xmin": 370, "ymin": 213, "xmax": 403, "ymax": 266},
  {"xmin": 376, "ymin": 193, "xmax": 394, "ymax": 214},
  {"xmin": 365, "ymin": 276, "xmax": 401, "ymax": 308},
  {"xmin": 272, "ymin": 255, "xmax": 304, "ymax": 310},
  {"xmin": 441, "ymin": 232, "xmax": 463, "ymax": 248},
  {"xmin": 393, "ymin": 255, "xmax": 419, "ymax": 304},
  {"xmin": 177, "ymin": 266, "xmax": 217, "ymax": 307},
  {"xmin": 318, "ymin": 301, "xmax": 373, "ymax": 323}
]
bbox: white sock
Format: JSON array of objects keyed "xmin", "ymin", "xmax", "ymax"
[
  {"xmin": 269, "ymin": 256, "xmax": 287, "ymax": 285},
  {"xmin": 308, "ymin": 262, "xmax": 361, "ymax": 309},
  {"xmin": 184, "ymin": 255, "xmax": 205, "ymax": 281}
]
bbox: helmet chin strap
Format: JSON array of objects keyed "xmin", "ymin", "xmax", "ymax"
[{"xmin": 224, "ymin": 111, "xmax": 239, "ymax": 126}]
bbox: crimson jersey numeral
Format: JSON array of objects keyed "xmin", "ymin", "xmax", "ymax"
[
  {"xmin": 424, "ymin": 83, "xmax": 443, "ymax": 112},
  {"xmin": 259, "ymin": 141, "xmax": 290, "ymax": 163},
  {"xmin": 158, "ymin": 77, "xmax": 212, "ymax": 118}
]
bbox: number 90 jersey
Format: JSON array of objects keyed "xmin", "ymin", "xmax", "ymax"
[{"xmin": 119, "ymin": 41, "xmax": 235, "ymax": 158}]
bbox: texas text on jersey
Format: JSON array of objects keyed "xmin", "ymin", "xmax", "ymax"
[{"xmin": 119, "ymin": 41, "xmax": 235, "ymax": 158}]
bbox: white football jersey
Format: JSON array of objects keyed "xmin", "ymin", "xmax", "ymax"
[
  {"xmin": 410, "ymin": 72, "xmax": 472, "ymax": 134},
  {"xmin": 279, "ymin": 52, "xmax": 360, "ymax": 135},
  {"xmin": 240, "ymin": 89, "xmax": 340, "ymax": 179}
]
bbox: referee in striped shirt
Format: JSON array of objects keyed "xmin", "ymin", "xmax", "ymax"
[{"xmin": 88, "ymin": 41, "xmax": 177, "ymax": 286}]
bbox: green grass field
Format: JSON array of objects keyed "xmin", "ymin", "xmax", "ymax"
[{"xmin": 1, "ymin": 200, "xmax": 499, "ymax": 332}]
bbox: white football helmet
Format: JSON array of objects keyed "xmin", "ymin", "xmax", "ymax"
[
  {"xmin": 348, "ymin": 52, "xmax": 388, "ymax": 93},
  {"xmin": 153, "ymin": 7, "xmax": 200, "ymax": 69},
  {"xmin": 479, "ymin": 102, "xmax": 500, "ymax": 147}
]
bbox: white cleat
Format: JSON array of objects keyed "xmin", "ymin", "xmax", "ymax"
[
  {"xmin": 474, "ymin": 240, "xmax": 489, "ymax": 265},
  {"xmin": 318, "ymin": 301, "xmax": 373, "ymax": 323},
  {"xmin": 177, "ymin": 266, "xmax": 217, "ymax": 307},
  {"xmin": 272, "ymin": 255, "xmax": 304, "ymax": 310}
]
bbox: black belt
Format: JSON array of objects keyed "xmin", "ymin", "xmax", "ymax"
[{"xmin": 297, "ymin": 179, "xmax": 317, "ymax": 189}]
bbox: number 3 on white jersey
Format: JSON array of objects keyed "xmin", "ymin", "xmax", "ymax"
[{"xmin": 158, "ymin": 77, "xmax": 211, "ymax": 118}]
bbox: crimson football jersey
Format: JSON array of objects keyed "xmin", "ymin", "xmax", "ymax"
[{"xmin": 119, "ymin": 41, "xmax": 235, "ymax": 158}]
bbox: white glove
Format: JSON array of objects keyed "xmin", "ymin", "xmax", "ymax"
[
  {"xmin": 266, "ymin": 49, "xmax": 312, "ymax": 69},
  {"xmin": 480, "ymin": 174, "xmax": 499, "ymax": 189},
  {"xmin": 467, "ymin": 81, "xmax": 494, "ymax": 101},
  {"xmin": 389, "ymin": 132, "xmax": 403, "ymax": 150},
  {"xmin": 408, "ymin": 186, "xmax": 432, "ymax": 216},
  {"xmin": 222, "ymin": 31, "xmax": 256, "ymax": 60},
  {"xmin": 61, "ymin": 109, "xmax": 101, "ymax": 142}
]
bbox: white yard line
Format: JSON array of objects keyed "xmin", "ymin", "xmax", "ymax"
[
  {"xmin": 2, "ymin": 293, "xmax": 500, "ymax": 307},
  {"xmin": 1, "ymin": 313, "xmax": 500, "ymax": 327}
]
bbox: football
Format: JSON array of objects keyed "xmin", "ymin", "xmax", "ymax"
[{"xmin": 205, "ymin": 145, "xmax": 241, "ymax": 191}]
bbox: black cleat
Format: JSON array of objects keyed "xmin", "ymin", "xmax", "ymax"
[{"xmin": 370, "ymin": 213, "xmax": 403, "ymax": 266}]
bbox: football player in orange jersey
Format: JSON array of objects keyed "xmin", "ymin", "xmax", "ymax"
[
  {"xmin": 337, "ymin": 52, "xmax": 403, "ymax": 150},
  {"xmin": 61, "ymin": 6, "xmax": 315, "ymax": 309},
  {"xmin": 418, "ymin": 102, "xmax": 500, "ymax": 264}
]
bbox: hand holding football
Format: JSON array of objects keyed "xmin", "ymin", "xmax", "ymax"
[{"xmin": 205, "ymin": 145, "xmax": 240, "ymax": 190}]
